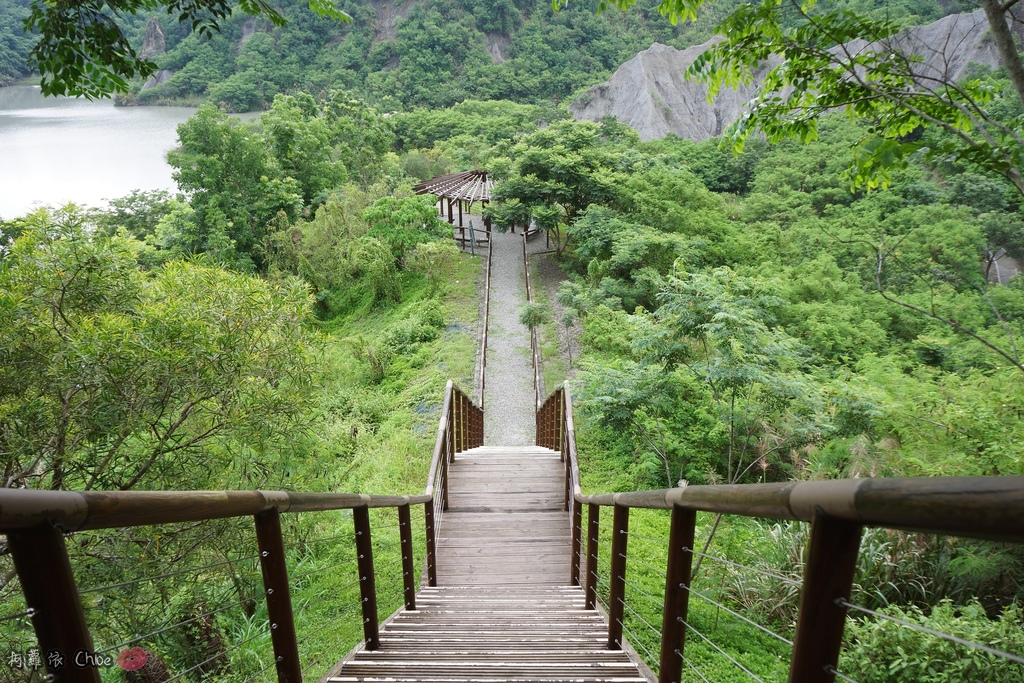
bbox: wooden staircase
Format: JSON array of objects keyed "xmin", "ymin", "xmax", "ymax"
[
  {"xmin": 328, "ymin": 586, "xmax": 646, "ymax": 682},
  {"xmin": 438, "ymin": 446, "xmax": 571, "ymax": 585},
  {"xmin": 326, "ymin": 445, "xmax": 651, "ymax": 682}
]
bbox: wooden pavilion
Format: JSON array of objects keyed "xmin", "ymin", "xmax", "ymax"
[{"xmin": 413, "ymin": 170, "xmax": 493, "ymax": 244}]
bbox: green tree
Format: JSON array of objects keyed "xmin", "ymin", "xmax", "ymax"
[
  {"xmin": 491, "ymin": 121, "xmax": 625, "ymax": 254},
  {"xmin": 363, "ymin": 195, "xmax": 451, "ymax": 267},
  {"xmin": 24, "ymin": 0, "xmax": 348, "ymax": 97},
  {"xmin": 169, "ymin": 104, "xmax": 303, "ymax": 269},
  {"xmin": 261, "ymin": 93, "xmax": 348, "ymax": 206},
  {"xmin": 0, "ymin": 209, "xmax": 319, "ymax": 491}
]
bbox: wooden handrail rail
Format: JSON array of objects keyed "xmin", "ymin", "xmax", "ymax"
[
  {"xmin": 537, "ymin": 383, "xmax": 1024, "ymax": 683},
  {"xmin": 2, "ymin": 380, "xmax": 483, "ymax": 683},
  {"xmin": 0, "ymin": 489, "xmax": 432, "ymax": 532},
  {"xmin": 574, "ymin": 477, "xmax": 1024, "ymax": 543},
  {"xmin": 424, "ymin": 380, "xmax": 455, "ymax": 499}
]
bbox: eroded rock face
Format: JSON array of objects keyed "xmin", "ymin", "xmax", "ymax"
[
  {"xmin": 570, "ymin": 10, "xmax": 1011, "ymax": 142},
  {"xmin": 140, "ymin": 69, "xmax": 174, "ymax": 92},
  {"xmin": 570, "ymin": 41, "xmax": 777, "ymax": 141},
  {"xmin": 139, "ymin": 18, "xmax": 166, "ymax": 61}
]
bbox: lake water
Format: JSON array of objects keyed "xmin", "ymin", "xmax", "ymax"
[{"xmin": 0, "ymin": 85, "xmax": 198, "ymax": 220}]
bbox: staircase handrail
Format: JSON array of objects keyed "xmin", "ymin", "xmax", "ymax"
[
  {"xmin": 535, "ymin": 383, "xmax": 1024, "ymax": 683},
  {"xmin": 422, "ymin": 379, "xmax": 484, "ymax": 585},
  {"xmin": 1, "ymin": 379, "xmax": 484, "ymax": 683}
]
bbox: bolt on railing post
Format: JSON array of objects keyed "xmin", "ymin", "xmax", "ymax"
[
  {"xmin": 608, "ymin": 504, "xmax": 630, "ymax": 650},
  {"xmin": 424, "ymin": 501, "xmax": 438, "ymax": 587},
  {"xmin": 570, "ymin": 498, "xmax": 582, "ymax": 586},
  {"xmin": 585, "ymin": 504, "xmax": 600, "ymax": 610},
  {"xmin": 398, "ymin": 504, "xmax": 417, "ymax": 611},
  {"xmin": 353, "ymin": 506, "xmax": 380, "ymax": 651},
  {"xmin": 254, "ymin": 508, "xmax": 302, "ymax": 683},
  {"xmin": 659, "ymin": 505, "xmax": 697, "ymax": 683},
  {"xmin": 788, "ymin": 513, "xmax": 863, "ymax": 683},
  {"xmin": 8, "ymin": 522, "xmax": 101, "ymax": 683}
]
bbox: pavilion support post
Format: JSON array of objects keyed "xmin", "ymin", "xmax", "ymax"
[
  {"xmin": 458, "ymin": 200, "xmax": 463, "ymax": 227},
  {"xmin": 447, "ymin": 198, "xmax": 454, "ymax": 224}
]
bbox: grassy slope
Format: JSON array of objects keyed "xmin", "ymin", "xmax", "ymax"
[{"xmin": 132, "ymin": 255, "xmax": 486, "ymax": 682}]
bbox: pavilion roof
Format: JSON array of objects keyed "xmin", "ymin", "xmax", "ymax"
[{"xmin": 413, "ymin": 170, "xmax": 493, "ymax": 204}]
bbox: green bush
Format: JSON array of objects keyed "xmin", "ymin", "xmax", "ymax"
[{"xmin": 842, "ymin": 599, "xmax": 1024, "ymax": 682}]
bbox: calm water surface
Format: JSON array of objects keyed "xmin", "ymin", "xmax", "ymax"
[{"xmin": 0, "ymin": 85, "xmax": 197, "ymax": 219}]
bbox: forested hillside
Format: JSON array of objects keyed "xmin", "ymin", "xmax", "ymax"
[{"xmin": 1, "ymin": 0, "xmax": 966, "ymax": 108}]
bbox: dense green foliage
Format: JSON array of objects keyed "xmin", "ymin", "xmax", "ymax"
[
  {"xmin": 119, "ymin": 0, "xmax": 707, "ymax": 110},
  {"xmin": 1, "ymin": 0, "xmax": 721, "ymax": 108},
  {"xmin": 0, "ymin": 86, "xmax": 480, "ymax": 681}
]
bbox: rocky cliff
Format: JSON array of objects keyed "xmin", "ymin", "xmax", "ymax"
[{"xmin": 570, "ymin": 10, "xmax": 1009, "ymax": 141}]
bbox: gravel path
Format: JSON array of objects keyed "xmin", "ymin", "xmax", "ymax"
[{"xmin": 482, "ymin": 228, "xmax": 535, "ymax": 446}]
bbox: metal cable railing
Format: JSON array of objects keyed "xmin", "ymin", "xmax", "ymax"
[
  {"xmin": 683, "ymin": 546, "xmax": 802, "ymax": 586},
  {"xmin": 541, "ymin": 380, "xmax": 1024, "ymax": 683},
  {"xmin": 0, "ymin": 380, "xmax": 479, "ymax": 683},
  {"xmin": 679, "ymin": 616, "xmax": 769, "ymax": 683}
]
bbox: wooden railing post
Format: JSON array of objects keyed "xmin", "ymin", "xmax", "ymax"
[
  {"xmin": 539, "ymin": 398, "xmax": 544, "ymax": 448},
  {"xmin": 557, "ymin": 391, "xmax": 565, "ymax": 457},
  {"xmin": 585, "ymin": 504, "xmax": 600, "ymax": 610},
  {"xmin": 424, "ymin": 501, "xmax": 437, "ymax": 587},
  {"xmin": 659, "ymin": 506, "xmax": 697, "ymax": 683},
  {"xmin": 442, "ymin": 434, "xmax": 451, "ymax": 511},
  {"xmin": 788, "ymin": 513, "xmax": 863, "ymax": 683},
  {"xmin": 564, "ymin": 460, "xmax": 571, "ymax": 512},
  {"xmin": 353, "ymin": 506, "xmax": 380, "ymax": 651},
  {"xmin": 570, "ymin": 498, "xmax": 582, "ymax": 586},
  {"xmin": 608, "ymin": 504, "xmax": 630, "ymax": 650},
  {"xmin": 447, "ymin": 405, "xmax": 456, "ymax": 464},
  {"xmin": 459, "ymin": 392, "xmax": 467, "ymax": 452},
  {"xmin": 398, "ymin": 504, "xmax": 416, "ymax": 611},
  {"xmin": 453, "ymin": 393, "xmax": 461, "ymax": 454},
  {"xmin": 8, "ymin": 523, "xmax": 101, "ymax": 683},
  {"xmin": 255, "ymin": 508, "xmax": 302, "ymax": 683}
]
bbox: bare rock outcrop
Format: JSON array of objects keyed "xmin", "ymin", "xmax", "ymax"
[
  {"xmin": 139, "ymin": 18, "xmax": 166, "ymax": 61},
  {"xmin": 570, "ymin": 41, "xmax": 777, "ymax": 141},
  {"xmin": 570, "ymin": 10, "xmax": 1010, "ymax": 141}
]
